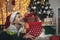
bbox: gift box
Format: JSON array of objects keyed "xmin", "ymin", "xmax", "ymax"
[
  {"xmin": 50, "ymin": 35, "xmax": 60, "ymax": 40},
  {"xmin": 26, "ymin": 22, "xmax": 42, "ymax": 37}
]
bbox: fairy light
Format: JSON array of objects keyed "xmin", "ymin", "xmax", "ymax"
[
  {"xmin": 14, "ymin": 0, "xmax": 20, "ymax": 11},
  {"xmin": 12, "ymin": 0, "xmax": 30, "ymax": 16},
  {"xmin": 2, "ymin": 2, "xmax": 6, "ymax": 25},
  {"xmin": 7, "ymin": 12, "xmax": 11, "ymax": 16},
  {"xmin": 20, "ymin": 0, "xmax": 30, "ymax": 16},
  {"xmin": 0, "ymin": 0, "xmax": 31, "ymax": 24},
  {"xmin": 13, "ymin": 8, "xmax": 15, "ymax": 11},
  {"xmin": 0, "ymin": 0, "xmax": 3, "ymax": 25},
  {"xmin": 7, "ymin": 0, "xmax": 9, "ymax": 2},
  {"xmin": 0, "ymin": 13, "xmax": 2, "ymax": 25},
  {"xmin": 0, "ymin": 0, "xmax": 6, "ymax": 25}
]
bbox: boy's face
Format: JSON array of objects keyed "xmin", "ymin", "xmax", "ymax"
[
  {"xmin": 27, "ymin": 17, "xmax": 35, "ymax": 22},
  {"xmin": 13, "ymin": 14, "xmax": 23, "ymax": 25}
]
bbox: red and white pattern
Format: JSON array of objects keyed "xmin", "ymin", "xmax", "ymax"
[{"xmin": 27, "ymin": 22, "xmax": 42, "ymax": 37}]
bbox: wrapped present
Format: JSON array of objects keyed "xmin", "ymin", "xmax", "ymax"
[
  {"xmin": 50, "ymin": 35, "xmax": 60, "ymax": 40},
  {"xmin": 26, "ymin": 22, "xmax": 42, "ymax": 37}
]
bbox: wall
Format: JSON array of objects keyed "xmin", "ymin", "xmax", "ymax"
[{"xmin": 49, "ymin": 0, "xmax": 60, "ymax": 35}]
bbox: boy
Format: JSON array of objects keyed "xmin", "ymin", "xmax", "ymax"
[{"xmin": 0, "ymin": 11, "xmax": 25, "ymax": 40}]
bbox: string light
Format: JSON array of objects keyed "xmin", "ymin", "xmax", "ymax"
[
  {"xmin": 1, "ymin": 0, "xmax": 6, "ymax": 25},
  {"xmin": 0, "ymin": 0, "xmax": 30, "ymax": 24},
  {"xmin": 13, "ymin": 8, "xmax": 15, "ymax": 11},
  {"xmin": 7, "ymin": 12, "xmax": 11, "ymax": 16},
  {"xmin": 20, "ymin": 0, "xmax": 30, "ymax": 16},
  {"xmin": 47, "ymin": 10, "xmax": 51, "ymax": 15},
  {"xmin": 43, "ymin": 10, "xmax": 46, "ymax": 13},
  {"xmin": 38, "ymin": 12, "xmax": 41, "ymax": 14},
  {"xmin": 45, "ymin": 6, "xmax": 48, "ymax": 9},
  {"xmin": 33, "ymin": 6, "xmax": 36, "ymax": 9},
  {"xmin": 37, "ymin": 1, "xmax": 40, "ymax": 4}
]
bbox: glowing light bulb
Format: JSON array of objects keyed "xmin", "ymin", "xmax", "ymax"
[
  {"xmin": 43, "ymin": 10, "xmax": 46, "ymax": 13},
  {"xmin": 33, "ymin": 6, "xmax": 36, "ymax": 9},
  {"xmin": 7, "ymin": 0, "xmax": 9, "ymax": 1},
  {"xmin": 39, "ymin": 12, "xmax": 41, "ymax": 14},
  {"xmin": 13, "ymin": 8, "xmax": 15, "ymax": 11},
  {"xmin": 37, "ymin": 1, "xmax": 40, "ymax": 4}
]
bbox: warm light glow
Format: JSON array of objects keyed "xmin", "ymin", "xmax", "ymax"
[
  {"xmin": 13, "ymin": 8, "xmax": 15, "ymax": 11},
  {"xmin": 19, "ymin": 0, "xmax": 30, "ymax": 16},
  {"xmin": 0, "ymin": 0, "xmax": 30, "ymax": 25},
  {"xmin": 15, "ymin": 0, "xmax": 17, "ymax": 1},
  {"xmin": 7, "ymin": 12, "xmax": 11, "ymax": 16},
  {"xmin": 7, "ymin": 0, "xmax": 9, "ymax": 2},
  {"xmin": 0, "ymin": 0, "xmax": 6, "ymax": 25}
]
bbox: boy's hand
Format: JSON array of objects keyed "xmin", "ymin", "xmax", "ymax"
[{"xmin": 23, "ymin": 33, "xmax": 36, "ymax": 40}]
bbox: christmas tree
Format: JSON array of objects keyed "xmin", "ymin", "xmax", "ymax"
[{"xmin": 28, "ymin": 0, "xmax": 54, "ymax": 21}]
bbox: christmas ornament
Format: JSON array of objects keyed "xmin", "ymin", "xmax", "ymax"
[
  {"xmin": 32, "ymin": 6, "xmax": 36, "ymax": 9},
  {"xmin": 45, "ymin": 6, "xmax": 48, "ymax": 9},
  {"xmin": 28, "ymin": 0, "xmax": 53, "ymax": 21},
  {"xmin": 47, "ymin": 10, "xmax": 51, "ymax": 15},
  {"xmin": 37, "ymin": 1, "xmax": 40, "ymax": 4},
  {"xmin": 42, "ymin": 6, "xmax": 44, "ymax": 8},
  {"xmin": 38, "ymin": 11, "xmax": 41, "ymax": 14},
  {"xmin": 49, "ymin": 6, "xmax": 53, "ymax": 10},
  {"xmin": 43, "ymin": 10, "xmax": 46, "ymax": 13}
]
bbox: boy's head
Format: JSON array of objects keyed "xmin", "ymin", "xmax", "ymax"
[
  {"xmin": 10, "ymin": 12, "xmax": 21, "ymax": 24},
  {"xmin": 24, "ymin": 12, "xmax": 38, "ymax": 23},
  {"xmin": 5, "ymin": 11, "xmax": 23, "ymax": 28}
]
